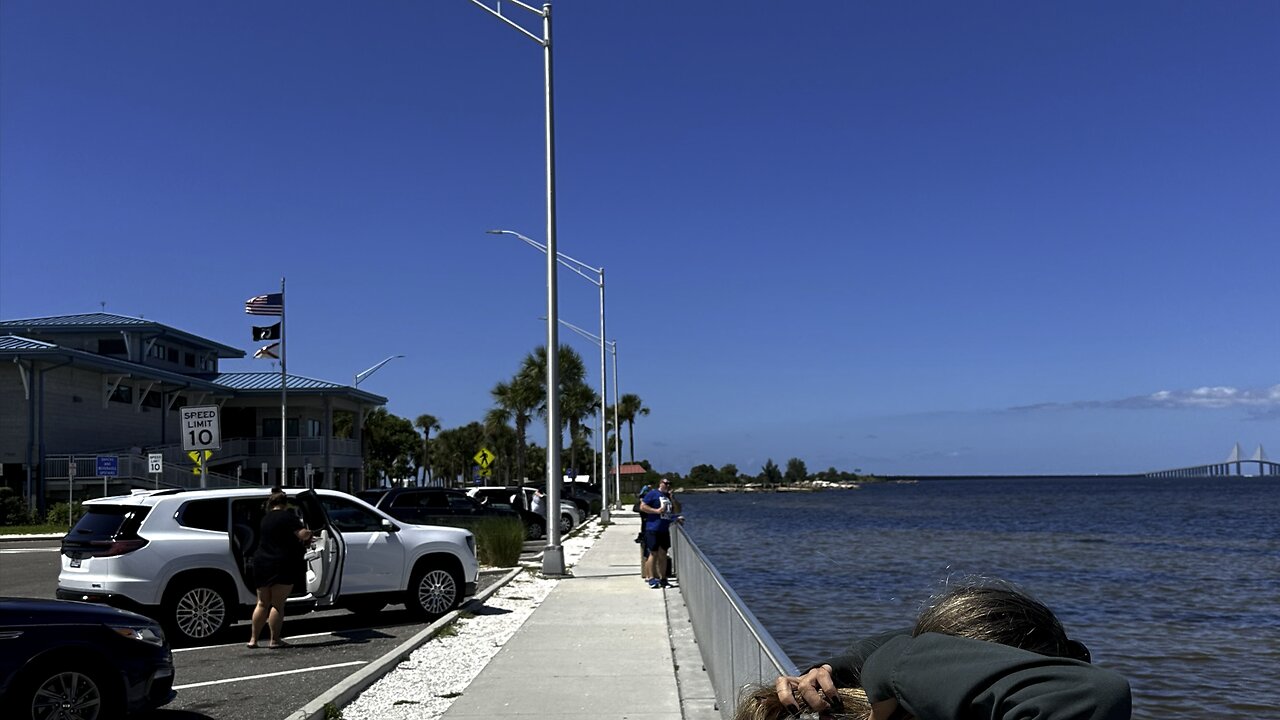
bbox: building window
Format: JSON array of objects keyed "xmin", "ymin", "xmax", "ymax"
[
  {"xmin": 263, "ymin": 418, "xmax": 300, "ymax": 438},
  {"xmin": 306, "ymin": 419, "xmax": 322, "ymax": 438},
  {"xmin": 98, "ymin": 338, "xmax": 127, "ymax": 355},
  {"xmin": 167, "ymin": 347, "xmax": 179, "ymax": 363},
  {"xmin": 141, "ymin": 392, "xmax": 163, "ymax": 409},
  {"xmin": 109, "ymin": 384, "xmax": 133, "ymax": 404},
  {"xmin": 184, "ymin": 352, "xmax": 195, "ymax": 368},
  {"xmin": 148, "ymin": 344, "xmax": 165, "ymax": 359}
]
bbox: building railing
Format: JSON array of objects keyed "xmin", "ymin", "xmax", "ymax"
[
  {"xmin": 214, "ymin": 436, "xmax": 361, "ymax": 459},
  {"xmin": 43, "ymin": 454, "xmax": 248, "ymax": 489},
  {"xmin": 672, "ymin": 523, "xmax": 799, "ymax": 720}
]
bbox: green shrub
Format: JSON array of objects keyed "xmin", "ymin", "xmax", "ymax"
[
  {"xmin": 45, "ymin": 501, "xmax": 82, "ymax": 527},
  {"xmin": 472, "ymin": 517, "xmax": 525, "ymax": 567},
  {"xmin": 0, "ymin": 487, "xmax": 35, "ymax": 526}
]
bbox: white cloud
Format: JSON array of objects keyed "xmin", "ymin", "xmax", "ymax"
[{"xmin": 1010, "ymin": 384, "xmax": 1280, "ymax": 415}]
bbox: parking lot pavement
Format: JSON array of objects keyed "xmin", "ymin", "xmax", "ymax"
[
  {"xmin": 6, "ymin": 539, "xmax": 521, "ymax": 720},
  {"xmin": 144, "ymin": 568, "xmax": 513, "ymax": 720}
]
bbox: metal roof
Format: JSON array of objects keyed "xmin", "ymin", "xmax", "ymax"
[
  {"xmin": 0, "ymin": 336, "xmax": 229, "ymax": 391},
  {"xmin": 0, "ymin": 335, "xmax": 58, "ymax": 351},
  {"xmin": 0, "ymin": 312, "xmax": 244, "ymax": 358},
  {"xmin": 210, "ymin": 372, "xmax": 386, "ymax": 404},
  {"xmin": 0, "ymin": 312, "xmax": 155, "ymax": 328}
]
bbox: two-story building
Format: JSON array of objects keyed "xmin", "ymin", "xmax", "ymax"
[{"xmin": 0, "ymin": 313, "xmax": 386, "ymax": 513}]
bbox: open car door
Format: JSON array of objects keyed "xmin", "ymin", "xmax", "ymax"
[{"xmin": 296, "ymin": 489, "xmax": 344, "ymax": 606}]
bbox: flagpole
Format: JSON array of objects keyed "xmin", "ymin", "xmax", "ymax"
[{"xmin": 280, "ymin": 276, "xmax": 288, "ymax": 487}]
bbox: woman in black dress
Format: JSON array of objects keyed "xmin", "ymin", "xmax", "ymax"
[{"xmin": 247, "ymin": 491, "xmax": 312, "ymax": 648}]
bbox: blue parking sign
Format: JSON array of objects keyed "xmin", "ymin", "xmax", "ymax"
[{"xmin": 96, "ymin": 455, "xmax": 119, "ymax": 477}]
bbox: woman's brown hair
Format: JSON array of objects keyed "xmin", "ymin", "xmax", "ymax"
[{"xmin": 734, "ymin": 579, "xmax": 1088, "ymax": 720}]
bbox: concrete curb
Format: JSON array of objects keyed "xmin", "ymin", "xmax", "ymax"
[
  {"xmin": 0, "ymin": 533, "xmax": 64, "ymax": 543},
  {"xmin": 282, "ymin": 565, "xmax": 526, "ymax": 720}
]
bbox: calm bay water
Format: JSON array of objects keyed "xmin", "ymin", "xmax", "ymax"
[{"xmin": 678, "ymin": 476, "xmax": 1279, "ymax": 719}]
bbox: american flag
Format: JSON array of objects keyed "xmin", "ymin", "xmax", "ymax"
[
  {"xmin": 253, "ymin": 342, "xmax": 280, "ymax": 359},
  {"xmin": 244, "ymin": 293, "xmax": 283, "ymax": 316}
]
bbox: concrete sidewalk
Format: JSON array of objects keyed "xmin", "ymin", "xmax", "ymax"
[{"xmin": 442, "ymin": 511, "xmax": 717, "ymax": 720}]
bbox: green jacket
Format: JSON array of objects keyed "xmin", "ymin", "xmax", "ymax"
[{"xmin": 826, "ymin": 632, "xmax": 1131, "ymax": 720}]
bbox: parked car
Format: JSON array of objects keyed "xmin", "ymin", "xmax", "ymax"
[
  {"xmin": 355, "ymin": 487, "xmax": 525, "ymax": 535},
  {"xmin": 536, "ymin": 482, "xmax": 600, "ymax": 516},
  {"xmin": 57, "ymin": 487, "xmax": 479, "ymax": 645},
  {"xmin": 0, "ymin": 596, "xmax": 175, "ymax": 720},
  {"xmin": 464, "ymin": 487, "xmax": 547, "ymax": 540},
  {"xmin": 469, "ymin": 486, "xmax": 582, "ymax": 535}
]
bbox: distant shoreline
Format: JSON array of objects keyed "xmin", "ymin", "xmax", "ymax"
[{"xmin": 678, "ymin": 474, "xmax": 1158, "ymax": 494}]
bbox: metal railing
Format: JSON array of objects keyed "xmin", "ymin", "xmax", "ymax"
[
  {"xmin": 144, "ymin": 436, "xmax": 361, "ymax": 461},
  {"xmin": 44, "ymin": 454, "xmax": 247, "ymax": 490},
  {"xmin": 672, "ymin": 524, "xmax": 799, "ymax": 720}
]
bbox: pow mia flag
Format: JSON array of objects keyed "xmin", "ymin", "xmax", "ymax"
[{"xmin": 252, "ymin": 323, "xmax": 281, "ymax": 341}]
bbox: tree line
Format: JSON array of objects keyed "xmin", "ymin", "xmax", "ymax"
[{"xmin": 354, "ymin": 344, "xmax": 651, "ymax": 487}]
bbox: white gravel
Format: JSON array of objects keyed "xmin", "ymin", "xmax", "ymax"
[{"xmin": 339, "ymin": 523, "xmax": 603, "ymax": 720}]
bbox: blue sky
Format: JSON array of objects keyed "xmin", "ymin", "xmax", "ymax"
[{"xmin": 2, "ymin": 2, "xmax": 1278, "ymax": 476}]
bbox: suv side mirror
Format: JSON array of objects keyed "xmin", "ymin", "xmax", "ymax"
[{"xmin": 381, "ymin": 518, "xmax": 399, "ymax": 533}]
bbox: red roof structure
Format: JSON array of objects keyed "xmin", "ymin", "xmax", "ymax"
[{"xmin": 617, "ymin": 463, "xmax": 648, "ymax": 476}]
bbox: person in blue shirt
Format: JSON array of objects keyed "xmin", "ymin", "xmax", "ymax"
[{"xmin": 638, "ymin": 478, "xmax": 683, "ymax": 588}]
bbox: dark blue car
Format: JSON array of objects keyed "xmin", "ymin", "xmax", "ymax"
[{"xmin": 0, "ymin": 597, "xmax": 175, "ymax": 720}]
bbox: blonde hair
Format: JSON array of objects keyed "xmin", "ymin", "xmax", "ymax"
[{"xmin": 735, "ymin": 684, "xmax": 871, "ymax": 720}]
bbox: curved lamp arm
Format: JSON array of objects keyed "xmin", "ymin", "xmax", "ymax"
[{"xmin": 354, "ymin": 355, "xmax": 405, "ymax": 387}]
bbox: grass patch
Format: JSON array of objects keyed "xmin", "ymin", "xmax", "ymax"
[
  {"xmin": 0, "ymin": 522, "xmax": 68, "ymax": 535},
  {"xmin": 472, "ymin": 517, "xmax": 525, "ymax": 567},
  {"xmin": 437, "ymin": 625, "xmax": 459, "ymax": 638}
]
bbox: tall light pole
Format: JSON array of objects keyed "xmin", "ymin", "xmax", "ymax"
[
  {"xmin": 353, "ymin": 355, "xmax": 405, "ymax": 387},
  {"xmin": 470, "ymin": 0, "xmax": 564, "ymax": 574},
  {"xmin": 557, "ymin": 317, "xmax": 621, "ymax": 511},
  {"xmin": 490, "ymin": 229, "xmax": 611, "ymax": 523}
]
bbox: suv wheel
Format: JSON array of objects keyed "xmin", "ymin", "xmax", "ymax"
[
  {"xmin": 526, "ymin": 520, "xmax": 545, "ymax": 541},
  {"xmin": 406, "ymin": 562, "xmax": 462, "ymax": 618},
  {"xmin": 164, "ymin": 578, "xmax": 234, "ymax": 645},
  {"xmin": 20, "ymin": 662, "xmax": 118, "ymax": 720},
  {"xmin": 559, "ymin": 512, "xmax": 574, "ymax": 535}
]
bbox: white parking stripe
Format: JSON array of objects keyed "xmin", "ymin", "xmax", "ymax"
[
  {"xmin": 0, "ymin": 548, "xmax": 61, "ymax": 554},
  {"xmin": 172, "ymin": 661, "xmax": 366, "ymax": 690},
  {"xmin": 172, "ymin": 627, "xmax": 404, "ymax": 653}
]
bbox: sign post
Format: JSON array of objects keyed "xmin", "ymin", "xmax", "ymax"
[
  {"xmin": 66, "ymin": 460, "xmax": 76, "ymax": 528},
  {"xmin": 147, "ymin": 453, "xmax": 163, "ymax": 490},
  {"xmin": 95, "ymin": 455, "xmax": 118, "ymax": 498},
  {"xmin": 305, "ymin": 462, "xmax": 313, "ymax": 489},
  {"xmin": 260, "ymin": 462, "xmax": 269, "ymax": 486},
  {"xmin": 181, "ymin": 405, "xmax": 221, "ymax": 489}
]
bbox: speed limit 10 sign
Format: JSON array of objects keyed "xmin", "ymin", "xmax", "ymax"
[{"xmin": 180, "ymin": 405, "xmax": 222, "ymax": 451}]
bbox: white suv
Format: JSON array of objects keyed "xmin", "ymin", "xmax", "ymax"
[{"xmin": 57, "ymin": 487, "xmax": 479, "ymax": 645}]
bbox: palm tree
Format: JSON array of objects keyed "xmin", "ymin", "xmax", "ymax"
[
  {"xmin": 414, "ymin": 413, "xmax": 441, "ymax": 486},
  {"xmin": 616, "ymin": 393, "xmax": 650, "ymax": 463},
  {"xmin": 490, "ymin": 369, "xmax": 541, "ymax": 484},
  {"xmin": 560, "ymin": 380, "xmax": 596, "ymax": 480},
  {"xmin": 520, "ymin": 345, "xmax": 594, "ymax": 478}
]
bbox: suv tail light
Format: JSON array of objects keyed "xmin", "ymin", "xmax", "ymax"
[{"xmin": 87, "ymin": 538, "xmax": 149, "ymax": 557}]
